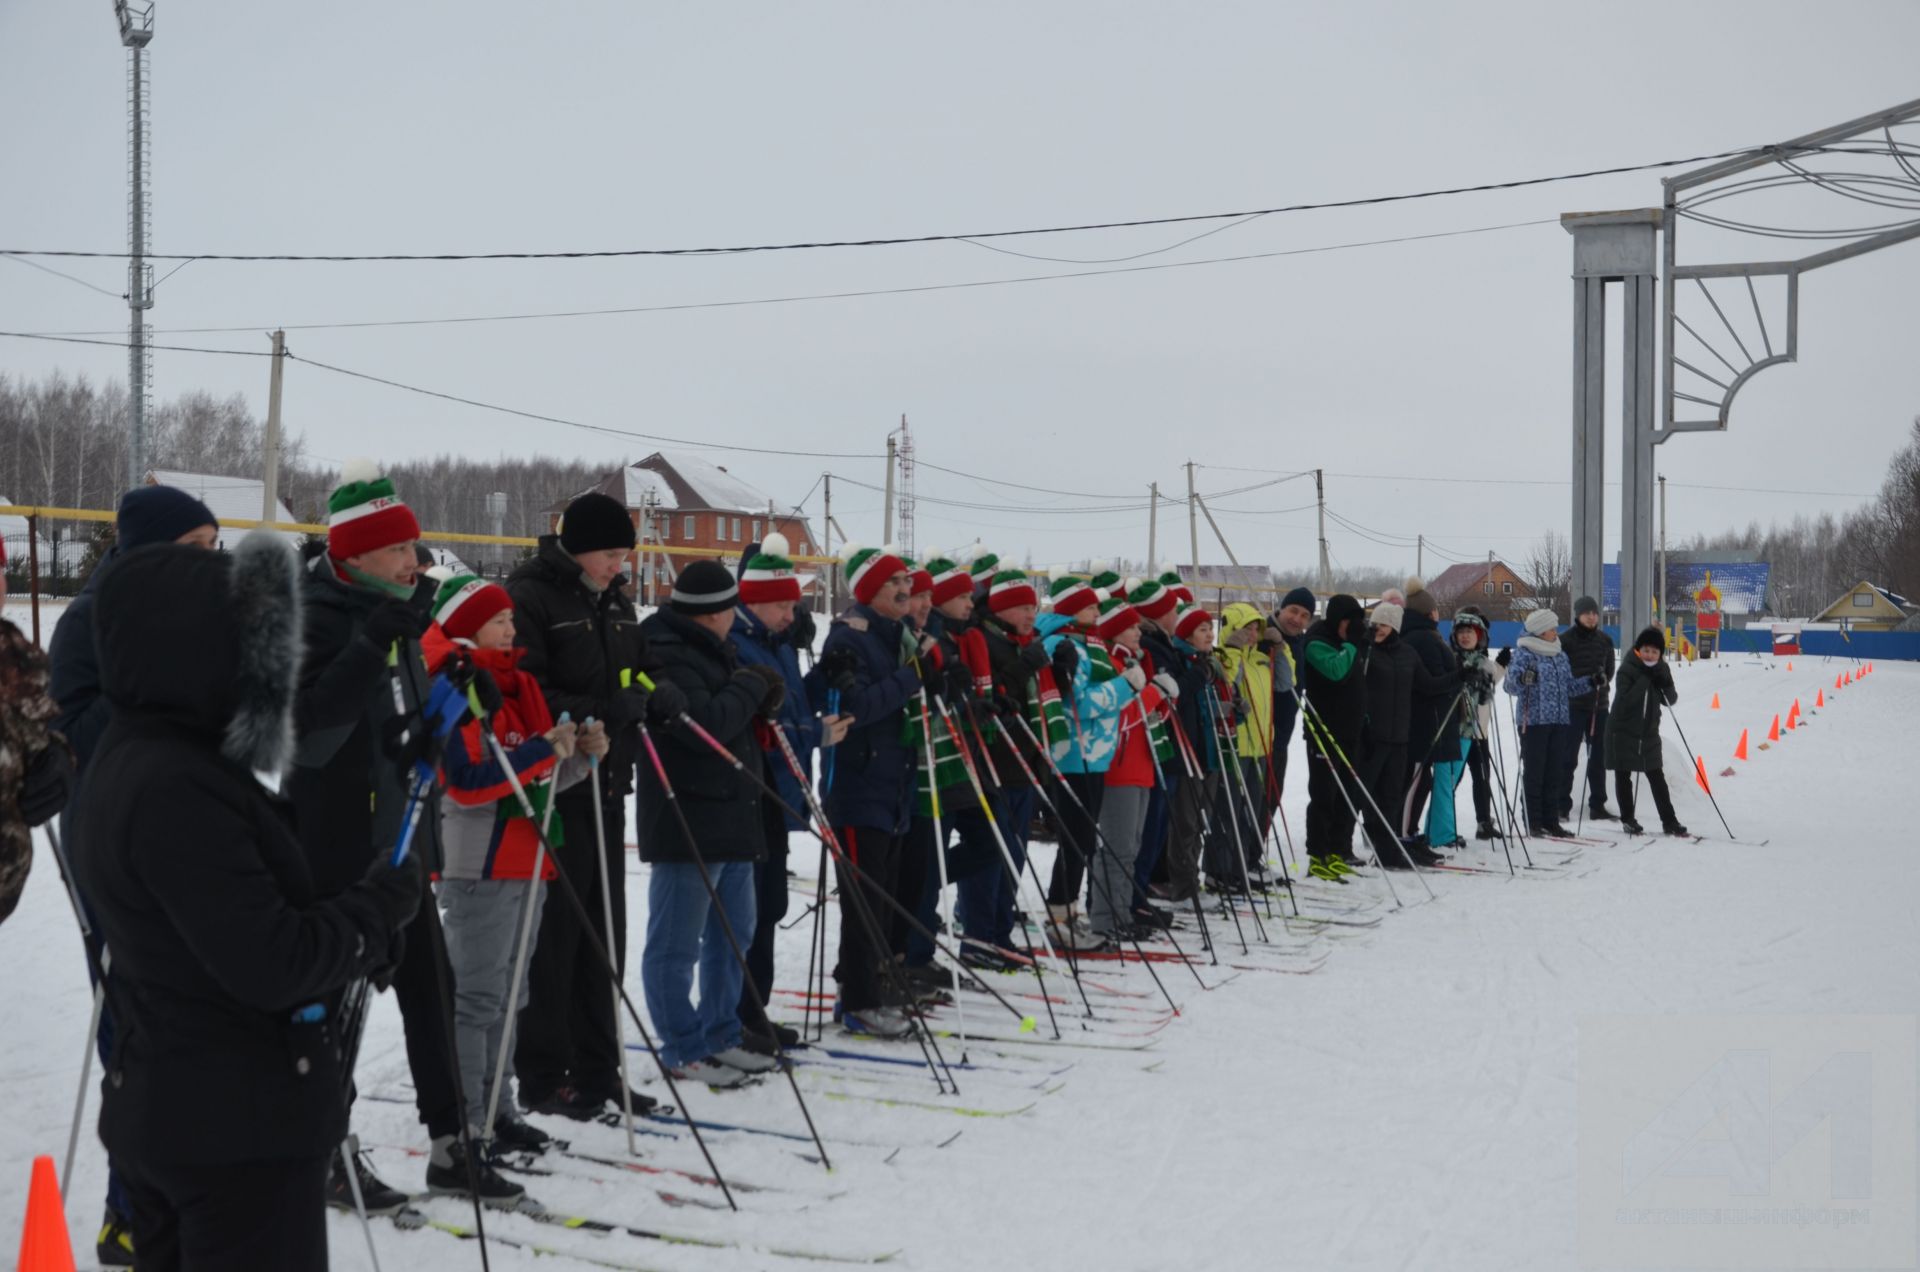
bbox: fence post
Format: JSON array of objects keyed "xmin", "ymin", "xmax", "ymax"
[{"xmin": 27, "ymin": 513, "xmax": 41, "ymax": 647}]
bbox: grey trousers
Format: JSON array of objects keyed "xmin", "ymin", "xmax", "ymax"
[
  {"xmin": 439, "ymin": 878, "xmax": 547, "ymax": 1132},
  {"xmin": 1089, "ymin": 784, "xmax": 1150, "ymax": 934}
]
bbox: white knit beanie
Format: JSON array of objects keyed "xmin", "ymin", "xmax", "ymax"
[
  {"xmin": 1370, "ymin": 601, "xmax": 1404, "ymax": 633},
  {"xmin": 1524, "ymin": 608, "xmax": 1558, "ymax": 636}
]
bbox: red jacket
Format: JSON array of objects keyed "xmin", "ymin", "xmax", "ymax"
[
  {"xmin": 1104, "ymin": 645, "xmax": 1167, "ymax": 789},
  {"xmin": 438, "ymin": 646, "xmax": 571, "ymax": 881}
]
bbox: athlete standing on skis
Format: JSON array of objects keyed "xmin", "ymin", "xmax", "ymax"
[
  {"xmin": 1503, "ymin": 609, "xmax": 1598, "ymax": 837},
  {"xmin": 1605, "ymin": 628, "xmax": 1689, "ymax": 837}
]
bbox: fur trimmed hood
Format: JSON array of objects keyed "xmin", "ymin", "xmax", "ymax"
[{"xmin": 95, "ymin": 533, "xmax": 304, "ymax": 776}]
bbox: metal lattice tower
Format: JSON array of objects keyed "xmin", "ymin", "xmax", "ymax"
[
  {"xmin": 115, "ymin": 1, "xmax": 156, "ymax": 488},
  {"xmin": 894, "ymin": 414, "xmax": 916, "ymax": 555}
]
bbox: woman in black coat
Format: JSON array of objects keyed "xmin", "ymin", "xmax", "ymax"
[
  {"xmin": 71, "ymin": 535, "xmax": 421, "ymax": 1272},
  {"xmin": 1603, "ymin": 627, "xmax": 1689, "ymax": 837}
]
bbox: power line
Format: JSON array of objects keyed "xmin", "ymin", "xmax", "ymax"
[
  {"xmin": 2, "ymin": 254, "xmax": 124, "ymax": 300},
  {"xmin": 0, "ymin": 330, "xmax": 272, "ymax": 357},
  {"xmin": 0, "ymin": 145, "xmax": 1763, "ymax": 263},
  {"xmin": 21, "ymin": 220, "xmax": 1557, "ymax": 339}
]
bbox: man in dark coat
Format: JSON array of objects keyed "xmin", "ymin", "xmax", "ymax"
[
  {"xmin": 1561, "ymin": 595, "xmax": 1618, "ymax": 820},
  {"xmin": 507, "ymin": 492, "xmax": 666, "ymax": 1118},
  {"xmin": 972, "ymin": 570, "xmax": 1050, "ymax": 947},
  {"xmin": 1299, "ymin": 593, "xmax": 1367, "ymax": 878},
  {"xmin": 817, "ymin": 546, "xmax": 927, "ymax": 1038},
  {"xmin": 1398, "ymin": 578, "xmax": 1461, "ymax": 843},
  {"xmin": 635, "ymin": 559, "xmax": 782, "ymax": 1087},
  {"xmin": 288, "ymin": 465, "xmax": 475, "ymax": 1211},
  {"xmin": 1352, "ymin": 603, "xmax": 1441, "ymax": 869},
  {"xmin": 1604, "ymin": 627, "xmax": 1687, "ymax": 836},
  {"xmin": 46, "ymin": 483, "xmax": 219, "ymax": 1264},
  {"xmin": 72, "ymin": 536, "xmax": 421, "ymax": 1272}
]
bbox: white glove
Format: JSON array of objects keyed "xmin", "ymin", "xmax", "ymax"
[
  {"xmin": 1121, "ymin": 665, "xmax": 1147, "ymax": 691},
  {"xmin": 1152, "ymin": 672, "xmax": 1179, "ymax": 700}
]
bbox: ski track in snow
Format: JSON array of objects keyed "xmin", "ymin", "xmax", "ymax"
[{"xmin": 2, "ymin": 652, "xmax": 1915, "ymax": 1270}]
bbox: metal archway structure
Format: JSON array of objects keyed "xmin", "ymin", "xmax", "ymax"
[{"xmin": 1566, "ymin": 95, "xmax": 1920, "ymax": 639}]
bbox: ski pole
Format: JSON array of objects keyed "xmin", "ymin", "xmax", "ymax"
[
  {"xmin": 909, "ymin": 684, "xmax": 970, "ymax": 1063},
  {"xmin": 628, "ymin": 719, "xmax": 833, "ymax": 1165},
  {"xmin": 1205, "ymin": 690, "xmax": 1286, "ymax": 926},
  {"xmin": 338, "ymin": 1134, "xmax": 385, "ymax": 1272},
  {"xmin": 43, "ymin": 823, "xmax": 104, "ymax": 1202},
  {"xmin": 473, "ymin": 724, "xmax": 742, "ymax": 1207},
  {"xmin": 1664, "ymin": 700, "xmax": 1735, "ymax": 839},
  {"xmin": 1158, "ymin": 709, "xmax": 1227, "ymax": 958},
  {"xmin": 1190, "ymin": 689, "xmax": 1262, "ymax": 948},
  {"xmin": 1484, "ymin": 702, "xmax": 1536, "ymax": 869},
  {"xmin": 1294, "ymin": 694, "xmax": 1410, "ymax": 907}
]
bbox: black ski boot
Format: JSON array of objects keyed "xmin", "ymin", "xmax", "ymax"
[
  {"xmin": 97, "ymin": 1207, "xmax": 134, "ymax": 1268},
  {"xmin": 491, "ymin": 1114, "xmax": 553, "ymax": 1153},
  {"xmin": 1661, "ymin": 821, "xmax": 1691, "ymax": 837},
  {"xmin": 523, "ymin": 1085, "xmax": 607, "ymax": 1122},
  {"xmin": 1588, "ymin": 805, "xmax": 1618, "ymax": 822},
  {"xmin": 426, "ymin": 1136, "xmax": 529, "ymax": 1208},
  {"xmin": 1620, "ymin": 818, "xmax": 1646, "ymax": 835},
  {"xmin": 326, "ymin": 1140, "xmax": 413, "ymax": 1216}
]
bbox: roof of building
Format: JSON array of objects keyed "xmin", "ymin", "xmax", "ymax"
[
  {"xmin": 1175, "ymin": 564, "xmax": 1278, "ymax": 589},
  {"xmin": 146, "ymin": 469, "xmax": 300, "ymax": 529},
  {"xmin": 1426, "ymin": 560, "xmax": 1520, "ymax": 598},
  {"xmin": 556, "ymin": 451, "xmax": 813, "ymax": 540},
  {"xmin": 1812, "ymin": 581, "xmax": 1915, "ymax": 620},
  {"xmin": 1602, "ymin": 560, "xmax": 1773, "ymax": 614}
]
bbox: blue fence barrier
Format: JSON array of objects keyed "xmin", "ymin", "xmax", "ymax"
[{"xmin": 1432, "ymin": 622, "xmax": 1919, "ymax": 660}]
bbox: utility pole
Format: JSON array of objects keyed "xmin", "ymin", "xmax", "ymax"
[
  {"xmin": 1658, "ymin": 473, "xmax": 1668, "ymax": 632},
  {"xmin": 1185, "ymin": 461, "xmax": 1198, "ymax": 572},
  {"xmin": 1315, "ymin": 468, "xmax": 1333, "ymax": 594},
  {"xmin": 1147, "ymin": 482, "xmax": 1158, "ymax": 575},
  {"xmin": 115, "ymin": 1, "xmax": 156, "ymax": 488},
  {"xmin": 1417, "ymin": 533, "xmax": 1424, "ymax": 580},
  {"xmin": 260, "ymin": 329, "xmax": 285, "ymax": 524},
  {"xmin": 882, "ymin": 433, "xmax": 897, "ymax": 545},
  {"xmin": 822, "ymin": 473, "xmax": 834, "ymax": 615}
]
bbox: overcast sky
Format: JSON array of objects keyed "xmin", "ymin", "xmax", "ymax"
[{"xmin": 3, "ymin": 1, "xmax": 1917, "ymax": 577}]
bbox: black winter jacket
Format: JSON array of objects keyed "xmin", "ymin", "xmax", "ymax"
[
  {"xmin": 1359, "ymin": 634, "xmax": 1417, "ymax": 747},
  {"xmin": 1300, "ymin": 597, "xmax": 1367, "ymax": 748},
  {"xmin": 288, "ymin": 553, "xmax": 440, "ymax": 895},
  {"xmin": 71, "ymin": 543, "xmax": 404, "ymax": 1167},
  {"xmin": 48, "ymin": 547, "xmax": 117, "ymax": 773},
  {"xmin": 1562, "ymin": 622, "xmax": 1617, "ymax": 712},
  {"xmin": 508, "ymin": 537, "xmax": 649, "ymax": 797},
  {"xmin": 634, "ymin": 610, "xmax": 766, "ymax": 865},
  {"xmin": 1401, "ymin": 611, "xmax": 1463, "ymax": 762},
  {"xmin": 1605, "ymin": 655, "xmax": 1676, "ymax": 773},
  {"xmin": 818, "ymin": 604, "xmax": 921, "ymax": 834},
  {"xmin": 980, "ymin": 615, "xmax": 1038, "ymax": 789}
]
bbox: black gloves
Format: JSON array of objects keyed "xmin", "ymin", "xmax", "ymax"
[
  {"xmin": 18, "ymin": 744, "xmax": 72, "ymax": 827},
  {"xmin": 1520, "ymin": 668, "xmax": 1538, "ymax": 685},
  {"xmin": 359, "ymin": 847, "xmax": 425, "ymax": 932},
  {"xmin": 991, "ymin": 689, "xmax": 1021, "ymax": 720},
  {"xmin": 944, "ymin": 662, "xmax": 973, "ymax": 705},
  {"xmin": 737, "ymin": 664, "xmax": 787, "ymax": 715},
  {"xmin": 364, "ymin": 600, "xmax": 429, "ymax": 650},
  {"xmin": 916, "ymin": 653, "xmax": 944, "ymax": 693},
  {"xmin": 784, "ymin": 606, "xmax": 817, "ymax": 653},
  {"xmin": 444, "ymin": 656, "xmax": 503, "ymax": 718},
  {"xmin": 645, "ymin": 678, "xmax": 689, "ymax": 724},
  {"xmin": 1050, "ymin": 640, "xmax": 1079, "ymax": 687},
  {"xmin": 819, "ymin": 646, "xmax": 860, "ymax": 696},
  {"xmin": 1496, "ymin": 646, "xmax": 1513, "ymax": 668},
  {"xmin": 1018, "ymin": 642, "xmax": 1052, "ymax": 674}
]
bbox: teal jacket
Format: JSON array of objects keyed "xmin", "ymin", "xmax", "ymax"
[{"xmin": 1037, "ymin": 612, "xmax": 1136, "ymax": 775}]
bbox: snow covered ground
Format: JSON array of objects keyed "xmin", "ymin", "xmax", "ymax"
[{"xmin": 4, "ymin": 652, "xmax": 1914, "ymax": 1271}]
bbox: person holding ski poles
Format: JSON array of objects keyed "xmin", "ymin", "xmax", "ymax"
[
  {"xmin": 1605, "ymin": 628, "xmax": 1689, "ymax": 837},
  {"xmin": 72, "ymin": 536, "xmax": 423, "ymax": 1272},
  {"xmin": 1502, "ymin": 608, "xmax": 1599, "ymax": 837},
  {"xmin": 1428, "ymin": 610, "xmax": 1497, "ymax": 850},
  {"xmin": 1300, "ymin": 594, "xmax": 1368, "ymax": 881},
  {"xmin": 1457, "ymin": 606, "xmax": 1506, "ymax": 841},
  {"xmin": 1560, "ymin": 595, "xmax": 1617, "ymax": 821}
]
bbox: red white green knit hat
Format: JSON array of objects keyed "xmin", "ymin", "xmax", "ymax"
[
  {"xmin": 327, "ymin": 459, "xmax": 421, "ymax": 561},
  {"xmin": 1173, "ymin": 601, "xmax": 1214, "ymax": 641},
  {"xmin": 903, "ymin": 554, "xmax": 933, "ymax": 597},
  {"xmin": 433, "ymin": 572, "xmax": 513, "ymax": 646},
  {"xmin": 842, "ymin": 544, "xmax": 907, "ymax": 606},
  {"xmin": 1088, "ymin": 565, "xmax": 1124, "ymax": 600},
  {"xmin": 1096, "ymin": 595, "xmax": 1141, "ymax": 643},
  {"xmin": 1126, "ymin": 574, "xmax": 1179, "ymax": 621},
  {"xmin": 925, "ymin": 554, "xmax": 972, "ymax": 605},
  {"xmin": 987, "ymin": 569, "xmax": 1038, "ymax": 613},
  {"xmin": 739, "ymin": 532, "xmax": 802, "ymax": 604},
  {"xmin": 1046, "ymin": 569, "xmax": 1099, "ymax": 619},
  {"xmin": 1159, "ymin": 570, "xmax": 1194, "ymax": 606},
  {"xmin": 966, "ymin": 545, "xmax": 1001, "ymax": 586}
]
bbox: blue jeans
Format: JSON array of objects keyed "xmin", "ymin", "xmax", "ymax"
[
  {"xmin": 1426, "ymin": 738, "xmax": 1470, "ymax": 847},
  {"xmin": 641, "ymin": 861, "xmax": 755, "ymax": 1069},
  {"xmin": 957, "ymin": 787, "xmax": 1036, "ymax": 948}
]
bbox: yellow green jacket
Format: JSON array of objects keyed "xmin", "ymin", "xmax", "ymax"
[{"xmin": 1218, "ymin": 602, "xmax": 1274, "ymax": 759}]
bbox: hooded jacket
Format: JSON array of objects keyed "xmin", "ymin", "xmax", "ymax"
[
  {"xmin": 1503, "ymin": 638, "xmax": 1593, "ymax": 728},
  {"xmin": 1218, "ymin": 602, "xmax": 1275, "ymax": 760},
  {"xmin": 1359, "ymin": 631, "xmax": 1417, "ymax": 746},
  {"xmin": 816, "ymin": 603, "xmax": 921, "ymax": 834},
  {"xmin": 729, "ymin": 606, "xmax": 821, "ymax": 833},
  {"xmin": 507, "ymin": 536, "xmax": 649, "ymax": 797},
  {"xmin": 70, "ymin": 538, "xmax": 406, "ymax": 1166},
  {"xmin": 634, "ymin": 609, "xmax": 767, "ymax": 865},
  {"xmin": 48, "ymin": 546, "xmax": 118, "ymax": 771},
  {"xmin": 1038, "ymin": 612, "xmax": 1137, "ymax": 775},
  {"xmin": 1300, "ymin": 595, "xmax": 1366, "ymax": 747},
  {"xmin": 1401, "ymin": 609, "xmax": 1462, "ymax": 762},
  {"xmin": 1604, "ymin": 654, "xmax": 1677, "ymax": 773}
]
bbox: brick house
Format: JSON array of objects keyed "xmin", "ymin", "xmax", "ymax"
[
  {"xmin": 1426, "ymin": 559, "xmax": 1537, "ymax": 621},
  {"xmin": 551, "ymin": 451, "xmax": 817, "ymax": 604}
]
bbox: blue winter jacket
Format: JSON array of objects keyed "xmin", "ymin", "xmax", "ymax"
[
  {"xmin": 816, "ymin": 603, "xmax": 922, "ymax": 835},
  {"xmin": 729, "ymin": 606, "xmax": 820, "ymax": 832},
  {"xmin": 1037, "ymin": 612, "xmax": 1137, "ymax": 775},
  {"xmin": 1503, "ymin": 640, "xmax": 1595, "ymax": 728}
]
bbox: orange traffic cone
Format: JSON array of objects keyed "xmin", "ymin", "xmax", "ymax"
[
  {"xmin": 1767, "ymin": 714, "xmax": 1781, "ymax": 742},
  {"xmin": 1694, "ymin": 755, "xmax": 1712, "ymax": 795},
  {"xmin": 1709, "ymin": 692, "xmax": 1721, "ymax": 710},
  {"xmin": 1816, "ymin": 690, "xmax": 1825, "ymax": 708},
  {"xmin": 1787, "ymin": 702, "xmax": 1800, "ymax": 730},
  {"xmin": 1734, "ymin": 728, "xmax": 1749, "ymax": 761},
  {"xmin": 1787, "ymin": 660, "xmax": 1795, "ymax": 671},
  {"xmin": 15, "ymin": 1156, "xmax": 77, "ymax": 1272}
]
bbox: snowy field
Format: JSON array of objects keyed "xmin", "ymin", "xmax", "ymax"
[{"xmin": 3, "ymin": 652, "xmax": 1915, "ymax": 1271}]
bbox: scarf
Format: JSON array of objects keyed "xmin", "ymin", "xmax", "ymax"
[{"xmin": 1518, "ymin": 634, "xmax": 1559, "ymax": 658}]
